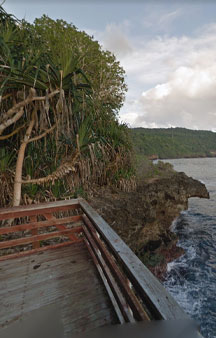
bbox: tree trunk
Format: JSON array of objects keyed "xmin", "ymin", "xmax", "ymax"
[{"xmin": 13, "ymin": 116, "xmax": 35, "ymax": 207}]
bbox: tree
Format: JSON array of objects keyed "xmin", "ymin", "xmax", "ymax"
[{"xmin": 0, "ymin": 6, "xmax": 134, "ymax": 208}]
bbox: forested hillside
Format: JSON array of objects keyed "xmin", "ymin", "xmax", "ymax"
[
  {"xmin": 131, "ymin": 127, "xmax": 216, "ymax": 159},
  {"xmin": 0, "ymin": 6, "xmax": 134, "ymax": 207}
]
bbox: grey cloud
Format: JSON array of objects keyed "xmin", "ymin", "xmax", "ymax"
[
  {"xmin": 118, "ymin": 24, "xmax": 216, "ymax": 131},
  {"xmin": 102, "ymin": 23, "xmax": 133, "ymax": 57}
]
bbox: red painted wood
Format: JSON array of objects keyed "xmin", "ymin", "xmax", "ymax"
[
  {"xmin": 0, "ymin": 227, "xmax": 82, "ymax": 249},
  {"xmin": 43, "ymin": 214, "xmax": 80, "ymax": 242},
  {"xmin": 83, "ymin": 224, "xmax": 135, "ymax": 323},
  {"xmin": 0, "ymin": 199, "xmax": 80, "ymax": 220},
  {"xmin": 82, "ymin": 215, "xmax": 150, "ymax": 321},
  {"xmin": 30, "ymin": 215, "xmax": 40, "ymax": 249},
  {"xmin": 0, "ymin": 215, "xmax": 82, "ymax": 235}
]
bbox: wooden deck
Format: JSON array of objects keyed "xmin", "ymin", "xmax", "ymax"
[
  {"xmin": 0, "ymin": 198, "xmax": 202, "ymax": 337},
  {"xmin": 0, "ymin": 242, "xmax": 117, "ymax": 337}
]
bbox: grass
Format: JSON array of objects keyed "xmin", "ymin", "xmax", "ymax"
[{"xmin": 135, "ymin": 154, "xmax": 175, "ymax": 181}]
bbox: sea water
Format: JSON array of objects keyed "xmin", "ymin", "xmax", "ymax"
[{"xmin": 162, "ymin": 158, "xmax": 216, "ymax": 338}]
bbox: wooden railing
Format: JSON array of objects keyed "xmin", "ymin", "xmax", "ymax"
[
  {"xmin": 0, "ymin": 198, "xmax": 196, "ymax": 328},
  {"xmin": 79, "ymin": 198, "xmax": 188, "ymax": 322},
  {"xmin": 0, "ymin": 199, "xmax": 83, "ymax": 261}
]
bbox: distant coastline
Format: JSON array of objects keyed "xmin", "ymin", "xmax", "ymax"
[
  {"xmin": 131, "ymin": 127, "xmax": 216, "ymax": 160},
  {"xmin": 150, "ymin": 154, "xmax": 216, "ymax": 161}
]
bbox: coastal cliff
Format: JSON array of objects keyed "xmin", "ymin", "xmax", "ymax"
[{"xmin": 88, "ymin": 171, "xmax": 209, "ymax": 280}]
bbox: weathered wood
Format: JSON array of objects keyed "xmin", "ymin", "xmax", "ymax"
[
  {"xmin": 0, "ymin": 227, "xmax": 82, "ymax": 249},
  {"xmin": 0, "ymin": 215, "xmax": 82, "ymax": 235},
  {"xmin": 83, "ymin": 215, "xmax": 150, "ymax": 321},
  {"xmin": 0, "ymin": 240, "xmax": 83, "ymax": 262},
  {"xmin": 83, "ymin": 224, "xmax": 135, "ymax": 323},
  {"xmin": 30, "ymin": 215, "xmax": 40, "ymax": 249},
  {"xmin": 0, "ymin": 199, "xmax": 80, "ymax": 220},
  {"xmin": 0, "ymin": 244, "xmax": 116, "ymax": 335},
  {"xmin": 79, "ymin": 198, "xmax": 188, "ymax": 320},
  {"xmin": 44, "ymin": 214, "xmax": 79, "ymax": 242},
  {"xmin": 84, "ymin": 237, "xmax": 125, "ymax": 325},
  {"xmin": 0, "ymin": 198, "xmax": 204, "ymax": 337},
  {"xmin": 0, "ymin": 246, "xmax": 98, "ymax": 292}
]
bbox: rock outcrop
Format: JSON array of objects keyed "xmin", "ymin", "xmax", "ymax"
[{"xmin": 88, "ymin": 172, "xmax": 209, "ymax": 280}]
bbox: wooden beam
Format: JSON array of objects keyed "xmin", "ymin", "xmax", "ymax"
[
  {"xmin": 43, "ymin": 214, "xmax": 81, "ymax": 242},
  {"xmin": 84, "ymin": 237, "xmax": 125, "ymax": 325},
  {"xmin": 0, "ymin": 215, "xmax": 82, "ymax": 235},
  {"xmin": 0, "ymin": 240, "xmax": 81, "ymax": 261},
  {"xmin": 30, "ymin": 215, "xmax": 40, "ymax": 249},
  {"xmin": 82, "ymin": 215, "xmax": 150, "ymax": 321},
  {"xmin": 83, "ymin": 225, "xmax": 135, "ymax": 323},
  {"xmin": 0, "ymin": 199, "xmax": 80, "ymax": 220},
  {"xmin": 79, "ymin": 198, "xmax": 188, "ymax": 321},
  {"xmin": 0, "ymin": 227, "xmax": 82, "ymax": 249}
]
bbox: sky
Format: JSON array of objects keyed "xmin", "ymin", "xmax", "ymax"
[{"xmin": 3, "ymin": 0, "xmax": 216, "ymax": 131}]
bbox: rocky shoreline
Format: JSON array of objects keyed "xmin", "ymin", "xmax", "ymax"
[{"xmin": 88, "ymin": 171, "xmax": 209, "ymax": 281}]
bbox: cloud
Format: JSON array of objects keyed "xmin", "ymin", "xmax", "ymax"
[
  {"xmin": 141, "ymin": 7, "xmax": 183, "ymax": 33},
  {"xmin": 159, "ymin": 9, "xmax": 181, "ymax": 24},
  {"xmin": 84, "ymin": 10, "xmax": 216, "ymax": 131},
  {"xmin": 115, "ymin": 23, "xmax": 216, "ymax": 131},
  {"xmin": 101, "ymin": 21, "xmax": 133, "ymax": 57},
  {"xmin": 136, "ymin": 66, "xmax": 216, "ymax": 129}
]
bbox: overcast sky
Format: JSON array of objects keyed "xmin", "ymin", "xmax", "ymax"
[{"xmin": 3, "ymin": 0, "xmax": 216, "ymax": 131}]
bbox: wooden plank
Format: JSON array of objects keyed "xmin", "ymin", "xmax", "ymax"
[
  {"xmin": 0, "ymin": 241, "xmax": 84, "ymax": 266},
  {"xmin": 79, "ymin": 198, "xmax": 188, "ymax": 320},
  {"xmin": 0, "ymin": 250, "xmax": 92, "ymax": 288},
  {"xmin": 84, "ymin": 237, "xmax": 125, "ymax": 325},
  {"xmin": 0, "ymin": 243, "xmax": 115, "ymax": 335},
  {"xmin": 83, "ymin": 225, "xmax": 135, "ymax": 323},
  {"xmin": 0, "ymin": 227, "xmax": 82, "ymax": 249},
  {"xmin": 0, "ymin": 250, "xmax": 100, "ymax": 296},
  {"xmin": 30, "ymin": 215, "xmax": 40, "ymax": 249},
  {"xmin": 0, "ymin": 240, "xmax": 83, "ymax": 261},
  {"xmin": 62, "ymin": 297, "xmax": 112, "ymax": 326},
  {"xmin": 63, "ymin": 309, "xmax": 114, "ymax": 336},
  {"xmin": 0, "ymin": 215, "xmax": 82, "ymax": 235},
  {"xmin": 17, "ymin": 272, "xmax": 105, "ymax": 308},
  {"xmin": 83, "ymin": 215, "xmax": 150, "ymax": 321},
  {"xmin": 0, "ymin": 199, "xmax": 80, "ymax": 220},
  {"xmin": 43, "ymin": 214, "xmax": 79, "ymax": 242}
]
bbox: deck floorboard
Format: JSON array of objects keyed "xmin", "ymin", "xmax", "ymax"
[{"xmin": 0, "ymin": 242, "xmax": 117, "ymax": 336}]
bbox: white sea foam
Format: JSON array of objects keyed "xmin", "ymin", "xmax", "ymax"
[
  {"xmin": 163, "ymin": 158, "xmax": 216, "ymax": 338},
  {"xmin": 166, "ymin": 261, "xmax": 175, "ymax": 272}
]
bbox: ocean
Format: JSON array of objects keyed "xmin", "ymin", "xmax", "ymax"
[{"xmin": 162, "ymin": 158, "xmax": 216, "ymax": 338}]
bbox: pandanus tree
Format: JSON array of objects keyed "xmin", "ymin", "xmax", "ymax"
[
  {"xmin": 0, "ymin": 6, "xmax": 134, "ymax": 208},
  {"xmin": 1, "ymin": 56, "xmax": 93, "ymax": 205}
]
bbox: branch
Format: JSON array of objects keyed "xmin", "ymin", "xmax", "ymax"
[
  {"xmin": 27, "ymin": 124, "xmax": 56, "ymax": 143},
  {"xmin": 5, "ymin": 89, "xmax": 60, "ymax": 118},
  {"xmin": 0, "ymin": 89, "xmax": 60, "ymax": 136},
  {"xmin": 0, "ymin": 107, "xmax": 24, "ymax": 135},
  {"xmin": 20, "ymin": 151, "xmax": 80, "ymax": 185},
  {"xmin": 0, "ymin": 123, "xmax": 26, "ymax": 140},
  {"xmin": 1, "ymin": 93, "xmax": 12, "ymax": 101}
]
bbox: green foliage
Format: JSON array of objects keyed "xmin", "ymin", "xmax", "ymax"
[
  {"xmin": 131, "ymin": 127, "xmax": 216, "ymax": 159},
  {"xmin": 27, "ymin": 15, "xmax": 127, "ymax": 115},
  {"xmin": 0, "ymin": 5, "xmax": 134, "ymax": 205},
  {"xmin": 22, "ymin": 184, "xmax": 39, "ymax": 198},
  {"xmin": 140, "ymin": 252, "xmax": 165, "ymax": 267},
  {"xmin": 73, "ymin": 186, "xmax": 87, "ymax": 199},
  {"xmin": 0, "ymin": 147, "xmax": 15, "ymax": 172}
]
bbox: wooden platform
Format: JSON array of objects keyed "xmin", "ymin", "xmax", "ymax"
[
  {"xmin": 0, "ymin": 242, "xmax": 117, "ymax": 337},
  {"xmin": 0, "ymin": 198, "xmax": 201, "ymax": 337}
]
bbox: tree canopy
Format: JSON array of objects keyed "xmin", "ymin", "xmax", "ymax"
[
  {"xmin": 0, "ymin": 6, "xmax": 134, "ymax": 207},
  {"xmin": 131, "ymin": 127, "xmax": 216, "ymax": 159}
]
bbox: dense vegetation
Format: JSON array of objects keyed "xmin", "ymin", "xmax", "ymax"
[
  {"xmin": 0, "ymin": 6, "xmax": 134, "ymax": 207},
  {"xmin": 131, "ymin": 127, "xmax": 216, "ymax": 159}
]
